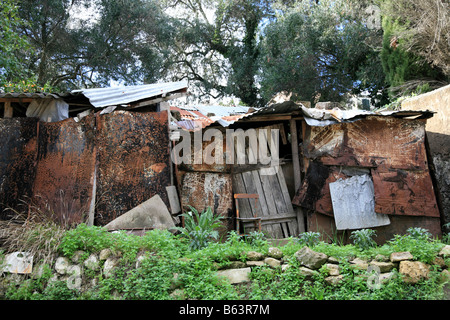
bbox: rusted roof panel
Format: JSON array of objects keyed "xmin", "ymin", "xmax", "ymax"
[
  {"xmin": 372, "ymin": 168, "xmax": 440, "ymax": 217},
  {"xmin": 303, "ymin": 117, "xmax": 428, "ymax": 170},
  {"xmin": 95, "ymin": 111, "xmax": 171, "ymax": 225}
]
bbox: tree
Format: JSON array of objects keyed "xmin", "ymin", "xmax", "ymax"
[
  {"xmin": 15, "ymin": 0, "xmax": 174, "ymax": 90},
  {"xmin": 378, "ymin": 0, "xmax": 449, "ymax": 96},
  {"xmin": 258, "ymin": 0, "xmax": 387, "ymax": 106},
  {"xmin": 0, "ymin": 0, "xmax": 33, "ymax": 86},
  {"xmin": 163, "ymin": 0, "xmax": 273, "ymax": 106}
]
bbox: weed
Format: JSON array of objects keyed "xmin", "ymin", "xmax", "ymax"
[
  {"xmin": 174, "ymin": 206, "xmax": 223, "ymax": 250},
  {"xmin": 298, "ymin": 231, "xmax": 321, "ymax": 247},
  {"xmin": 350, "ymin": 229, "xmax": 377, "ymax": 250}
]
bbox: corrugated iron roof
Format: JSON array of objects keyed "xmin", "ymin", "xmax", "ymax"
[
  {"xmin": 73, "ymin": 81, "xmax": 188, "ymax": 108},
  {"xmin": 0, "ymin": 92, "xmax": 79, "ymax": 100}
]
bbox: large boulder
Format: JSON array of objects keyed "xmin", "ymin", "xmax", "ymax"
[
  {"xmin": 104, "ymin": 194, "xmax": 175, "ymax": 231},
  {"xmin": 295, "ymin": 246, "xmax": 328, "ymax": 270}
]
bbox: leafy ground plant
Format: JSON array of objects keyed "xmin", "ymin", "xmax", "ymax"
[
  {"xmin": 350, "ymin": 229, "xmax": 377, "ymax": 250},
  {"xmin": 174, "ymin": 206, "xmax": 223, "ymax": 250}
]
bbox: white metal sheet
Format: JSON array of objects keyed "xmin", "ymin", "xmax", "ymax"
[{"xmin": 329, "ymin": 174, "xmax": 390, "ymax": 230}]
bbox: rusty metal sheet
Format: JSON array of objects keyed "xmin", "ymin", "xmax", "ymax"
[
  {"xmin": 292, "ymin": 162, "xmax": 347, "ymax": 216},
  {"xmin": 0, "ymin": 118, "xmax": 38, "ymax": 219},
  {"xmin": 32, "ymin": 115, "xmax": 96, "ymax": 225},
  {"xmin": 179, "ymin": 171, "xmax": 233, "ymax": 218},
  {"xmin": 95, "ymin": 111, "xmax": 171, "ymax": 226},
  {"xmin": 372, "ymin": 168, "xmax": 440, "ymax": 217},
  {"xmin": 303, "ymin": 117, "xmax": 428, "ymax": 170}
]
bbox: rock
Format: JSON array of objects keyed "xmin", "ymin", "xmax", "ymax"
[
  {"xmin": 217, "ymin": 267, "xmax": 251, "ymax": 284},
  {"xmin": 135, "ymin": 254, "xmax": 148, "ymax": 269},
  {"xmin": 104, "ymin": 194, "xmax": 175, "ymax": 231},
  {"xmin": 54, "ymin": 257, "xmax": 70, "ymax": 275},
  {"xmin": 103, "ymin": 257, "xmax": 120, "ymax": 278},
  {"xmin": 374, "ymin": 254, "xmax": 389, "ymax": 262},
  {"xmin": 439, "ymin": 269, "xmax": 450, "ymax": 284},
  {"xmin": 71, "ymin": 251, "xmax": 86, "ymax": 263},
  {"xmin": 246, "ymin": 251, "xmax": 264, "ymax": 261},
  {"xmin": 264, "ymin": 257, "xmax": 281, "ymax": 269},
  {"xmin": 224, "ymin": 261, "xmax": 247, "ymax": 269},
  {"xmin": 170, "ymin": 273, "xmax": 182, "ymax": 290},
  {"xmin": 325, "ymin": 275, "xmax": 344, "ymax": 286},
  {"xmin": 432, "ymin": 256, "xmax": 446, "ymax": 268},
  {"xmin": 170, "ymin": 289, "xmax": 186, "ymax": 300},
  {"xmin": 281, "ymin": 264, "xmax": 290, "ymax": 272},
  {"xmin": 379, "ymin": 272, "xmax": 396, "ymax": 284},
  {"xmin": 295, "ymin": 246, "xmax": 328, "ymax": 270},
  {"xmin": 390, "ymin": 251, "xmax": 413, "ymax": 262},
  {"xmin": 66, "ymin": 265, "xmax": 82, "ymax": 290},
  {"xmin": 84, "ymin": 254, "xmax": 99, "ymax": 271},
  {"xmin": 369, "ymin": 261, "xmax": 396, "ymax": 273},
  {"xmin": 325, "ymin": 263, "xmax": 340, "ymax": 276},
  {"xmin": 99, "ymin": 248, "xmax": 113, "ymax": 260},
  {"xmin": 268, "ymin": 247, "xmax": 283, "ymax": 259},
  {"xmin": 327, "ymin": 256, "xmax": 340, "ymax": 264},
  {"xmin": 399, "ymin": 261, "xmax": 430, "ymax": 284},
  {"xmin": 439, "ymin": 245, "xmax": 450, "ymax": 257},
  {"xmin": 299, "ymin": 267, "xmax": 319, "ymax": 280},
  {"xmin": 246, "ymin": 261, "xmax": 265, "ymax": 267},
  {"xmin": 350, "ymin": 258, "xmax": 368, "ymax": 270}
]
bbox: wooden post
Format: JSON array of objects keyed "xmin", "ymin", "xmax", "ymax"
[
  {"xmin": 4, "ymin": 101, "xmax": 13, "ymax": 118},
  {"xmin": 289, "ymin": 119, "xmax": 301, "ymax": 191},
  {"xmin": 290, "ymin": 118, "xmax": 305, "ymax": 233}
]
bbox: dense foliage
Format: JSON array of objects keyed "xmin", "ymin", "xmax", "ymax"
[{"xmin": 1, "ymin": 0, "xmax": 448, "ymax": 105}]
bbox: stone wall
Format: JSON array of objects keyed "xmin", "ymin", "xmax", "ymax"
[
  {"xmin": 402, "ymin": 85, "xmax": 450, "ymax": 229},
  {"xmin": 2, "ymin": 245, "xmax": 449, "ymax": 299}
]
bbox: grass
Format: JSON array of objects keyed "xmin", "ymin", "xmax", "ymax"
[{"xmin": 0, "ymin": 220, "xmax": 449, "ymax": 300}]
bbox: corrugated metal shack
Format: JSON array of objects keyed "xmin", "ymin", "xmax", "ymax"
[
  {"xmin": 0, "ymin": 82, "xmax": 188, "ymax": 226},
  {"xmin": 0, "ymin": 82, "xmax": 444, "ymax": 243},
  {"xmin": 170, "ymin": 101, "xmax": 443, "ymax": 243}
]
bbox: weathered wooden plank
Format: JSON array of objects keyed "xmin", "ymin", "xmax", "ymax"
[
  {"xmin": 232, "ymin": 173, "xmax": 253, "ymax": 219},
  {"xmin": 250, "ymin": 170, "xmax": 276, "ymax": 235},
  {"xmin": 259, "ymin": 169, "xmax": 284, "ymax": 238},
  {"xmin": 4, "ymin": 101, "xmax": 13, "ymax": 118},
  {"xmin": 275, "ymin": 164, "xmax": 299, "ymax": 236}
]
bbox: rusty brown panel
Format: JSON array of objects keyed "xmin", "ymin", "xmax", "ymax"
[
  {"xmin": 180, "ymin": 171, "xmax": 233, "ymax": 217},
  {"xmin": 372, "ymin": 168, "xmax": 440, "ymax": 218},
  {"xmin": 0, "ymin": 118, "xmax": 38, "ymax": 218},
  {"xmin": 32, "ymin": 115, "xmax": 96, "ymax": 225},
  {"xmin": 95, "ymin": 111, "xmax": 171, "ymax": 226},
  {"xmin": 304, "ymin": 117, "xmax": 428, "ymax": 170}
]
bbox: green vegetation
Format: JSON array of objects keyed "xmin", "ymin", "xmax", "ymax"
[{"xmin": 1, "ymin": 214, "xmax": 448, "ymax": 300}]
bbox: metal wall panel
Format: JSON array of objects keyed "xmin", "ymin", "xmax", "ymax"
[
  {"xmin": 95, "ymin": 111, "xmax": 171, "ymax": 225},
  {"xmin": 372, "ymin": 168, "xmax": 440, "ymax": 217},
  {"xmin": 0, "ymin": 118, "xmax": 38, "ymax": 219},
  {"xmin": 303, "ymin": 117, "xmax": 428, "ymax": 170},
  {"xmin": 32, "ymin": 115, "xmax": 96, "ymax": 225}
]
